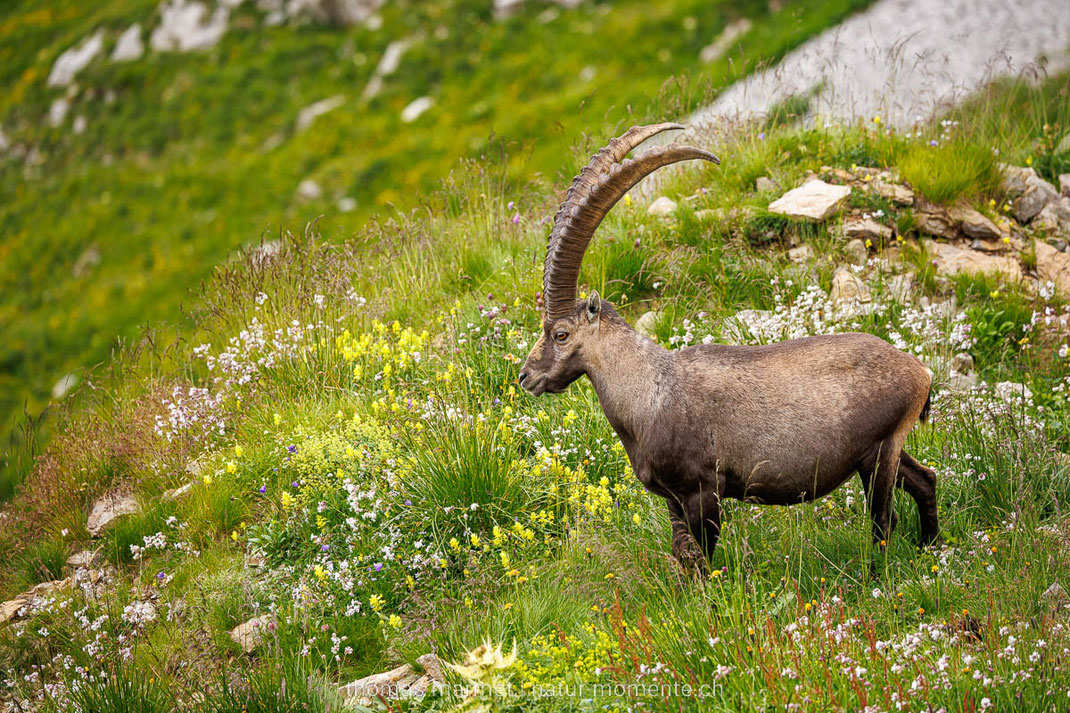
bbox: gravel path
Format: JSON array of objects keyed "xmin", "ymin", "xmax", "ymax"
[{"xmin": 691, "ymin": 0, "xmax": 1070, "ymax": 127}]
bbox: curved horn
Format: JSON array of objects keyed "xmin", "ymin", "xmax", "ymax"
[{"xmin": 542, "ymin": 126, "xmax": 719, "ymax": 320}]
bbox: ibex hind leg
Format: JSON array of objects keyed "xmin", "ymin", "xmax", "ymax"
[
  {"xmin": 667, "ymin": 498, "xmax": 707, "ymax": 578},
  {"xmin": 857, "ymin": 440, "xmax": 901, "ymax": 548},
  {"xmin": 896, "ymin": 450, "xmax": 941, "ymax": 548}
]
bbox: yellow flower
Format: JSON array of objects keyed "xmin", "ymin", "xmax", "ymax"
[
  {"xmin": 604, "ymin": 573, "xmax": 615, "ymax": 581},
  {"xmin": 990, "ymin": 290, "xmax": 1000, "ymax": 299},
  {"xmin": 369, "ymin": 594, "xmax": 383, "ymax": 612},
  {"xmin": 623, "ymin": 194, "xmax": 632, "ymax": 206},
  {"xmin": 273, "ymin": 413, "xmax": 281, "ymax": 426},
  {"xmin": 500, "ymin": 552, "xmax": 510, "ymax": 568},
  {"xmin": 226, "ymin": 462, "xmax": 237, "ymax": 474},
  {"xmin": 202, "ymin": 475, "xmax": 213, "ymax": 485},
  {"xmin": 1002, "ymin": 236, "xmax": 1010, "ymax": 244},
  {"xmin": 1025, "ymin": 156, "xmax": 1033, "ymax": 166},
  {"xmin": 931, "ymin": 565, "xmax": 939, "ymax": 573},
  {"xmin": 470, "ymin": 534, "xmax": 481, "ymax": 547},
  {"xmin": 449, "ymin": 537, "xmax": 461, "ymax": 553},
  {"xmin": 231, "ymin": 530, "xmax": 239, "ymax": 542},
  {"xmin": 599, "ymin": 476, "xmax": 609, "ymax": 487},
  {"xmin": 711, "ymin": 570, "xmax": 722, "ymax": 579},
  {"xmin": 234, "ymin": 445, "xmax": 243, "ymax": 458},
  {"xmin": 632, "ymin": 513, "xmax": 641, "ymax": 526},
  {"xmin": 281, "ymin": 492, "xmax": 293, "ymax": 510},
  {"xmin": 314, "ymin": 565, "xmax": 326, "ymax": 580},
  {"xmin": 872, "ymin": 115, "xmax": 882, "ymax": 125},
  {"xmin": 388, "ymin": 614, "xmax": 402, "ymax": 629}
]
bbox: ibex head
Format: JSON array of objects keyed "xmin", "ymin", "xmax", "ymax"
[{"xmin": 518, "ymin": 123, "xmax": 719, "ymax": 396}]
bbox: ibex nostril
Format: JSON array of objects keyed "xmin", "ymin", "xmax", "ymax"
[{"xmin": 518, "ymin": 372, "xmax": 528, "ymax": 385}]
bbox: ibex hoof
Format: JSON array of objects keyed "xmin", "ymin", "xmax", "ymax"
[{"xmin": 672, "ymin": 538, "xmax": 708, "ymax": 580}]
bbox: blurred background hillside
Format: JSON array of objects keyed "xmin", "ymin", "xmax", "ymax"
[{"xmin": 0, "ymin": 0, "xmax": 874, "ymax": 496}]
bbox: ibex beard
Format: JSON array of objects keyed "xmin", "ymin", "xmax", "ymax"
[{"xmin": 519, "ymin": 123, "xmax": 939, "ymax": 575}]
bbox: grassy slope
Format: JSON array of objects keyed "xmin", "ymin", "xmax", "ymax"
[
  {"xmin": 1, "ymin": 67, "xmax": 1070, "ymax": 710},
  {"xmin": 0, "ymin": 0, "xmax": 873, "ymax": 496}
]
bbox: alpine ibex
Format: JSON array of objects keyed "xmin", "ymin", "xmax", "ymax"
[{"xmin": 519, "ymin": 123, "xmax": 938, "ymax": 571}]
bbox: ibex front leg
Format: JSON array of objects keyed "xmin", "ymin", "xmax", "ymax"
[
  {"xmin": 667, "ymin": 498, "xmax": 705, "ymax": 574},
  {"xmin": 682, "ymin": 487, "xmax": 722, "ymax": 561}
]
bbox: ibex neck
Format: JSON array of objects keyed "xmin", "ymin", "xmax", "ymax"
[{"xmin": 584, "ymin": 322, "xmax": 671, "ymax": 442}]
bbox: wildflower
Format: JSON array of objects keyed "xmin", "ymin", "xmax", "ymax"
[
  {"xmin": 258, "ymin": 485, "xmax": 266, "ymax": 494},
  {"xmin": 314, "ymin": 565, "xmax": 326, "ymax": 580},
  {"xmin": 449, "ymin": 537, "xmax": 461, "ymax": 553},
  {"xmin": 470, "ymin": 534, "xmax": 481, "ymax": 547},
  {"xmin": 711, "ymin": 570, "xmax": 722, "ymax": 579},
  {"xmin": 281, "ymin": 492, "xmax": 293, "ymax": 510},
  {"xmin": 448, "ymin": 638, "xmax": 518, "ymax": 687},
  {"xmin": 388, "ymin": 614, "xmax": 402, "ymax": 629},
  {"xmin": 500, "ymin": 552, "xmax": 510, "ymax": 568},
  {"xmin": 234, "ymin": 445, "xmax": 243, "ymax": 458},
  {"xmin": 226, "ymin": 461, "xmax": 237, "ymax": 474},
  {"xmin": 604, "ymin": 573, "xmax": 615, "ymax": 581},
  {"xmin": 872, "ymin": 115, "xmax": 882, "ymax": 126},
  {"xmin": 931, "ymin": 565, "xmax": 939, "ymax": 574},
  {"xmin": 203, "ymin": 475, "xmax": 213, "ymax": 485},
  {"xmin": 623, "ymin": 194, "xmax": 632, "ymax": 206},
  {"xmin": 369, "ymin": 594, "xmax": 383, "ymax": 612},
  {"xmin": 273, "ymin": 413, "xmax": 281, "ymax": 426},
  {"xmin": 757, "ymin": 132, "xmax": 765, "ymax": 140},
  {"xmin": 990, "ymin": 290, "xmax": 1000, "ymax": 299},
  {"xmin": 1025, "ymin": 156, "xmax": 1033, "ymax": 166},
  {"xmin": 1002, "ymin": 236, "xmax": 1010, "ymax": 244},
  {"xmin": 512, "ymin": 213, "xmax": 520, "ymax": 225},
  {"xmin": 231, "ymin": 530, "xmax": 239, "ymax": 542}
]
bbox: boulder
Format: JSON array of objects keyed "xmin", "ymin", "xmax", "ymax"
[
  {"xmin": 830, "ymin": 269, "xmax": 870, "ymax": 303},
  {"xmin": 0, "ymin": 597, "xmax": 30, "ymax": 625},
  {"xmin": 1034, "ymin": 198, "xmax": 1070, "ymax": 237},
  {"xmin": 928, "ymin": 242, "xmax": 1021, "ymax": 283},
  {"xmin": 844, "ymin": 239, "xmax": 868, "ymax": 266},
  {"xmin": 755, "ymin": 176, "xmax": 779, "ymax": 193},
  {"xmin": 295, "ymin": 95, "xmax": 345, "ymax": 131},
  {"xmin": 874, "ymin": 181, "xmax": 913, "ymax": 206},
  {"xmin": 768, "ymin": 180, "xmax": 851, "ymax": 222},
  {"xmin": 634, "ymin": 311, "xmax": 660, "ymax": 338},
  {"xmin": 915, "ymin": 200, "xmax": 958, "ymax": 240},
  {"xmin": 1034, "ymin": 241, "xmax": 1070, "ymax": 296},
  {"xmin": 787, "ymin": 245, "xmax": 813, "ymax": 263},
  {"xmin": 647, "ymin": 196, "xmax": 677, "ymax": 217},
  {"xmin": 48, "ymin": 31, "xmax": 104, "ymax": 87},
  {"xmin": 400, "ymin": 96, "xmax": 433, "ymax": 123},
  {"xmin": 150, "ymin": 0, "xmax": 229, "ymax": 53},
  {"xmin": 339, "ymin": 654, "xmax": 444, "ymax": 704},
  {"xmin": 1013, "ymin": 175, "xmax": 1059, "ymax": 223},
  {"xmin": 111, "ymin": 24, "xmax": 144, "ymax": 62},
  {"xmin": 844, "ymin": 217, "xmax": 892, "ymax": 244},
  {"xmin": 947, "ymin": 372, "xmax": 978, "ymax": 392},
  {"xmin": 86, "ymin": 491, "xmax": 140, "ymax": 537},
  {"xmin": 1000, "ymin": 165, "xmax": 1036, "ymax": 197},
  {"xmin": 950, "ymin": 352, "xmax": 974, "ymax": 375},
  {"xmin": 163, "ymin": 482, "xmax": 193, "ymax": 500},
  {"xmin": 49, "ymin": 97, "xmax": 71, "ymax": 128},
  {"xmin": 229, "ymin": 615, "xmax": 273, "ymax": 653},
  {"xmin": 886, "ymin": 273, "xmax": 915, "ymax": 302},
  {"xmin": 285, "ymin": 0, "xmax": 386, "ymax": 25},
  {"xmin": 296, "ymin": 179, "xmax": 322, "ymax": 201},
  {"xmin": 66, "ymin": 550, "xmax": 100, "ymax": 569},
  {"xmin": 949, "ymin": 205, "xmax": 1002, "ymax": 242},
  {"xmin": 1060, "ymin": 174, "xmax": 1070, "ymax": 199}
]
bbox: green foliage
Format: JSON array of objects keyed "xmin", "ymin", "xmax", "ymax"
[{"xmin": 899, "ymin": 138, "xmax": 1002, "ymax": 204}]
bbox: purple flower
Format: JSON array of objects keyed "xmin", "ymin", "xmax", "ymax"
[
  {"xmin": 507, "ymin": 201, "xmax": 515, "ymax": 210},
  {"xmin": 258, "ymin": 485, "xmax": 266, "ymax": 494},
  {"xmin": 757, "ymin": 132, "xmax": 765, "ymax": 140},
  {"xmin": 321, "ymin": 544, "xmax": 329, "ymax": 552},
  {"xmin": 291, "ymin": 481, "xmax": 299, "ymax": 488},
  {"xmin": 404, "ymin": 499, "xmax": 412, "ymax": 506},
  {"xmin": 374, "ymin": 563, "xmax": 384, "ymax": 572},
  {"xmin": 929, "ymin": 139, "xmax": 938, "ymax": 147},
  {"xmin": 492, "ymin": 398, "xmax": 501, "ymax": 406},
  {"xmin": 512, "ymin": 213, "xmax": 520, "ymax": 225},
  {"xmin": 156, "ymin": 571, "xmax": 166, "ymax": 580},
  {"xmin": 287, "ymin": 445, "xmax": 297, "ymax": 454}
]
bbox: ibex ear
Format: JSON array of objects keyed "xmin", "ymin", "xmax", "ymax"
[{"xmin": 585, "ymin": 291, "xmax": 601, "ymax": 323}]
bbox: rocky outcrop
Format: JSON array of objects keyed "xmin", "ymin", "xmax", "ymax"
[
  {"xmin": 1035, "ymin": 241, "xmax": 1070, "ymax": 295},
  {"xmin": 150, "ymin": 0, "xmax": 229, "ymax": 52},
  {"xmin": 830, "ymin": 269, "xmax": 871, "ymax": 303},
  {"xmin": 647, "ymin": 196, "xmax": 677, "ymax": 217},
  {"xmin": 48, "ymin": 31, "xmax": 104, "ymax": 87},
  {"xmin": 339, "ymin": 653, "xmax": 445, "ymax": 705},
  {"xmin": 86, "ymin": 491, "xmax": 141, "ymax": 537},
  {"xmin": 768, "ymin": 180, "xmax": 851, "ymax": 222},
  {"xmin": 112, "ymin": 24, "xmax": 145, "ymax": 62},
  {"xmin": 927, "ymin": 242, "xmax": 1021, "ymax": 282},
  {"xmin": 844, "ymin": 217, "xmax": 892, "ymax": 244},
  {"xmin": 230, "ymin": 615, "xmax": 274, "ymax": 653}
]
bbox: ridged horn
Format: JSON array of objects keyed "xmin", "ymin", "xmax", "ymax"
[{"xmin": 542, "ymin": 125, "xmax": 719, "ymax": 320}]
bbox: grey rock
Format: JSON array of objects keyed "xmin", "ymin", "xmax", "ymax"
[
  {"xmin": 755, "ymin": 176, "xmax": 779, "ymax": 193},
  {"xmin": 339, "ymin": 654, "xmax": 444, "ymax": 703},
  {"xmin": 1013, "ymin": 175, "xmax": 1059, "ymax": 223},
  {"xmin": 844, "ymin": 239, "xmax": 868, "ymax": 266},
  {"xmin": 647, "ymin": 196, "xmax": 677, "ymax": 217},
  {"xmin": 296, "ymin": 94, "xmax": 345, "ymax": 131},
  {"xmin": 86, "ymin": 491, "xmax": 140, "ymax": 537},
  {"xmin": 949, "ymin": 204, "xmax": 1001, "ymax": 241},
  {"xmin": 1000, "ymin": 164, "xmax": 1036, "ymax": 197},
  {"xmin": 285, "ymin": 0, "xmax": 386, "ymax": 25},
  {"xmin": 150, "ymin": 0, "xmax": 229, "ymax": 53},
  {"xmin": 916, "ymin": 201, "xmax": 959, "ymax": 240},
  {"xmin": 400, "ymin": 96, "xmax": 433, "ymax": 123},
  {"xmin": 1043, "ymin": 582, "xmax": 1069, "ymax": 609},
  {"xmin": 874, "ymin": 181, "xmax": 913, "ymax": 206},
  {"xmin": 1034, "ymin": 197, "xmax": 1070, "ymax": 236},
  {"xmin": 111, "ymin": 24, "xmax": 144, "ymax": 62},
  {"xmin": 1034, "ymin": 241, "xmax": 1070, "ymax": 296},
  {"xmin": 830, "ymin": 269, "xmax": 870, "ymax": 303},
  {"xmin": 1047, "ymin": 237, "xmax": 1068, "ymax": 253},
  {"xmin": 163, "ymin": 482, "xmax": 193, "ymax": 500},
  {"xmin": 844, "ymin": 217, "xmax": 892, "ymax": 244},
  {"xmin": 950, "ymin": 352, "xmax": 974, "ymax": 375},
  {"xmin": 66, "ymin": 550, "xmax": 100, "ymax": 569},
  {"xmin": 886, "ymin": 273, "xmax": 915, "ymax": 302},
  {"xmin": 296, "ymin": 179, "xmax": 322, "ymax": 201},
  {"xmin": 48, "ymin": 31, "xmax": 104, "ymax": 87},
  {"xmin": 1060, "ymin": 174, "xmax": 1070, "ymax": 198},
  {"xmin": 928, "ymin": 242, "xmax": 1022, "ymax": 282},
  {"xmin": 634, "ymin": 311, "xmax": 660, "ymax": 338},
  {"xmin": 52, "ymin": 373, "xmax": 79, "ymax": 400},
  {"xmin": 230, "ymin": 615, "xmax": 274, "ymax": 653},
  {"xmin": 768, "ymin": 180, "xmax": 851, "ymax": 222},
  {"xmin": 1058, "ymin": 132, "xmax": 1070, "ymax": 156},
  {"xmin": 787, "ymin": 244, "xmax": 813, "ymax": 263},
  {"xmin": 49, "ymin": 97, "xmax": 70, "ymax": 128}
]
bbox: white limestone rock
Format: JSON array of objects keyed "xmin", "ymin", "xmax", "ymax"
[
  {"xmin": 400, "ymin": 96, "xmax": 433, "ymax": 123},
  {"xmin": 48, "ymin": 31, "xmax": 104, "ymax": 87},
  {"xmin": 112, "ymin": 24, "xmax": 145, "ymax": 62},
  {"xmin": 296, "ymin": 94, "xmax": 345, "ymax": 131},
  {"xmin": 647, "ymin": 196, "xmax": 677, "ymax": 217},
  {"xmin": 768, "ymin": 180, "xmax": 850, "ymax": 222},
  {"xmin": 150, "ymin": 0, "xmax": 229, "ymax": 53}
]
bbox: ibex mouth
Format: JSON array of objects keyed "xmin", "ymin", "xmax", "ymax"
[{"xmin": 518, "ymin": 374, "xmax": 547, "ymax": 396}]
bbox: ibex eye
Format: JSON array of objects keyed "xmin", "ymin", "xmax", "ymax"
[{"xmin": 554, "ymin": 331, "xmax": 569, "ymax": 343}]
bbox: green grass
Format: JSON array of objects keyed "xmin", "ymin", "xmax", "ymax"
[
  {"xmin": 0, "ymin": 0, "xmax": 877, "ymax": 498},
  {"xmin": 2, "ymin": 16, "xmax": 1070, "ymax": 712}
]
